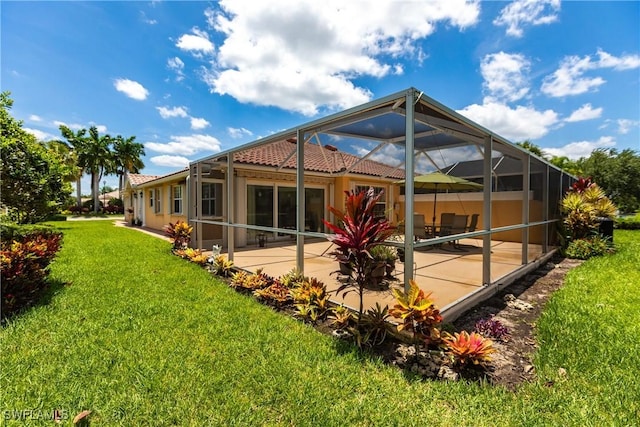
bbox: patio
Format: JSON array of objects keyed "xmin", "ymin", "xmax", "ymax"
[{"xmin": 225, "ymin": 238, "xmax": 541, "ymax": 319}]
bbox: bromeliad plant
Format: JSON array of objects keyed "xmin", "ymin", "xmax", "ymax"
[
  {"xmin": 474, "ymin": 317, "xmax": 509, "ymax": 341},
  {"xmin": 210, "ymin": 255, "xmax": 234, "ymax": 277},
  {"xmin": 562, "ymin": 180, "xmax": 617, "ymax": 240},
  {"xmin": 164, "ymin": 220, "xmax": 193, "ymax": 249},
  {"xmin": 389, "ymin": 279, "xmax": 443, "ymax": 346},
  {"xmin": 443, "ymin": 331, "xmax": 496, "ymax": 367},
  {"xmin": 323, "ymin": 187, "xmax": 395, "ymax": 325}
]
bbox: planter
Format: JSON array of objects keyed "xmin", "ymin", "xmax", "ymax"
[
  {"xmin": 339, "ymin": 262, "xmax": 354, "ymax": 276},
  {"xmin": 397, "ymin": 249, "xmax": 405, "ymax": 263},
  {"xmin": 385, "ymin": 261, "xmax": 395, "ymax": 278}
]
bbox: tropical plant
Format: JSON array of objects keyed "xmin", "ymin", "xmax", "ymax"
[
  {"xmin": 323, "ymin": 187, "xmax": 395, "ymax": 325},
  {"xmin": 58, "ymin": 125, "xmax": 88, "ymax": 209},
  {"xmin": 164, "ymin": 220, "xmax": 193, "ymax": 249},
  {"xmin": 1, "ymin": 228, "xmax": 63, "ymax": 318},
  {"xmin": 82, "ymin": 126, "xmax": 114, "ymax": 213},
  {"xmin": 565, "ymin": 235, "xmax": 614, "ymax": 260},
  {"xmin": 253, "ymin": 281, "xmax": 291, "ymax": 307},
  {"xmin": 474, "ymin": 317, "xmax": 510, "ymax": 341},
  {"xmin": 389, "ymin": 279, "xmax": 442, "ymax": 345},
  {"xmin": 185, "ymin": 248, "xmax": 208, "ymax": 265},
  {"xmin": 230, "ymin": 269, "xmax": 273, "ymax": 291},
  {"xmin": 562, "ymin": 180, "xmax": 617, "ymax": 241},
  {"xmin": 328, "ymin": 305, "xmax": 353, "ymax": 330},
  {"xmin": 359, "ymin": 303, "xmax": 393, "ymax": 346},
  {"xmin": 279, "ymin": 268, "xmax": 306, "ymax": 288},
  {"xmin": 211, "ymin": 254, "xmax": 234, "ymax": 277},
  {"xmin": 293, "ymin": 303, "xmax": 318, "ymax": 323},
  {"xmin": 112, "ymin": 134, "xmax": 145, "ymax": 194},
  {"xmin": 443, "ymin": 331, "xmax": 496, "ymax": 367}
]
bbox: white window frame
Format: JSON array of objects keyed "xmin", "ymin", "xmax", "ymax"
[
  {"xmin": 201, "ymin": 181, "xmax": 224, "ymax": 218},
  {"xmin": 154, "ymin": 188, "xmax": 162, "ymax": 214},
  {"xmin": 172, "ymin": 185, "xmax": 183, "ymax": 214}
]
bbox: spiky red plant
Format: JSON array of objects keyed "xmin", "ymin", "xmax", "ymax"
[{"xmin": 323, "ymin": 187, "xmax": 395, "ymax": 324}]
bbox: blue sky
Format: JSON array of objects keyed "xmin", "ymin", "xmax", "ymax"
[{"xmin": 2, "ymin": 0, "xmax": 639, "ymax": 191}]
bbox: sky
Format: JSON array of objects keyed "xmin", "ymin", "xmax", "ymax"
[{"xmin": 2, "ymin": 0, "xmax": 639, "ymax": 192}]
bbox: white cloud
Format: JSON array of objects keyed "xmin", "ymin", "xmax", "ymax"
[
  {"xmin": 494, "ymin": 0, "xmax": 560, "ymax": 37},
  {"xmin": 544, "ymin": 136, "xmax": 616, "ymax": 160},
  {"xmin": 150, "ymin": 155, "xmax": 191, "ymax": 168},
  {"xmin": 618, "ymin": 119, "xmax": 640, "ymax": 135},
  {"xmin": 541, "ymin": 49, "xmax": 640, "ymax": 98},
  {"xmin": 481, "ymin": 52, "xmax": 531, "ymax": 103},
  {"xmin": 190, "ymin": 117, "xmax": 210, "ymax": 130},
  {"xmin": 565, "ymin": 103, "xmax": 603, "ymax": 123},
  {"xmin": 145, "ymin": 134, "xmax": 222, "ymax": 156},
  {"xmin": 95, "ymin": 125, "xmax": 108, "ymax": 133},
  {"xmin": 175, "ymin": 28, "xmax": 214, "ymax": 56},
  {"xmin": 140, "ymin": 11, "xmax": 157, "ymax": 25},
  {"xmin": 29, "ymin": 114, "xmax": 42, "ymax": 122},
  {"xmin": 113, "ymin": 78, "xmax": 149, "ymax": 100},
  {"xmin": 167, "ymin": 57, "xmax": 185, "ymax": 81},
  {"xmin": 24, "ymin": 127, "xmax": 56, "ymax": 141},
  {"xmin": 202, "ymin": 0, "xmax": 480, "ymax": 115},
  {"xmin": 156, "ymin": 106, "xmax": 188, "ymax": 119},
  {"xmin": 458, "ymin": 102, "xmax": 559, "ymax": 141},
  {"xmin": 228, "ymin": 127, "xmax": 253, "ymax": 139},
  {"xmin": 53, "ymin": 120, "xmax": 83, "ymax": 130}
]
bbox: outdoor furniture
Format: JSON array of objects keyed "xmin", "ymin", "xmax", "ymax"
[{"xmin": 413, "ymin": 214, "xmax": 428, "ymax": 240}]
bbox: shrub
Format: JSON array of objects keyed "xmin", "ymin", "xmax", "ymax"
[
  {"xmin": 565, "ymin": 235, "xmax": 613, "ymax": 260},
  {"xmin": 389, "ymin": 279, "xmax": 442, "ymax": 345},
  {"xmin": 210, "ymin": 255, "xmax": 234, "ymax": 277},
  {"xmin": 253, "ymin": 281, "xmax": 291, "ymax": 307},
  {"xmin": 164, "ymin": 221, "xmax": 193, "ymax": 249},
  {"xmin": 323, "ymin": 187, "xmax": 395, "ymax": 325},
  {"xmin": 443, "ymin": 331, "xmax": 496, "ymax": 367},
  {"xmin": 561, "ymin": 182, "xmax": 616, "ymax": 240},
  {"xmin": 358, "ymin": 303, "xmax": 394, "ymax": 346},
  {"xmin": 474, "ymin": 317, "xmax": 509, "ymax": 341},
  {"xmin": 183, "ymin": 248, "xmax": 208, "ymax": 265},
  {"xmin": 1, "ymin": 228, "xmax": 63, "ymax": 319},
  {"xmin": 615, "ymin": 214, "xmax": 640, "ymax": 230},
  {"xmin": 328, "ymin": 305, "xmax": 353, "ymax": 330},
  {"xmin": 230, "ymin": 269, "xmax": 273, "ymax": 291}
]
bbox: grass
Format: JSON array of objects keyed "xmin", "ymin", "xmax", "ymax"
[{"xmin": 1, "ymin": 221, "xmax": 639, "ymax": 426}]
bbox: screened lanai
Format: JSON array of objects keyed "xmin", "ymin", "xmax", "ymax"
[{"xmin": 188, "ymin": 87, "xmax": 574, "ymax": 319}]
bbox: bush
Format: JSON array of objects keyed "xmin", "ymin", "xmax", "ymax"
[
  {"xmin": 1, "ymin": 225, "xmax": 63, "ymax": 319},
  {"xmin": 615, "ymin": 214, "xmax": 640, "ymax": 230},
  {"xmin": 565, "ymin": 235, "xmax": 613, "ymax": 260}
]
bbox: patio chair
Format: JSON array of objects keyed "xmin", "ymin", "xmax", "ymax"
[
  {"xmin": 440, "ymin": 214, "xmax": 467, "ymax": 251},
  {"xmin": 413, "ymin": 214, "xmax": 428, "ymax": 241},
  {"xmin": 467, "ymin": 213, "xmax": 479, "ymax": 232}
]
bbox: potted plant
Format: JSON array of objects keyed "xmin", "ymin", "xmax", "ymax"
[{"xmin": 371, "ymin": 245, "xmax": 398, "ymax": 278}]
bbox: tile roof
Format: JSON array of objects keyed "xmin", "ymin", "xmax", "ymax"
[
  {"xmin": 233, "ymin": 139, "xmax": 405, "ymax": 179},
  {"xmin": 127, "ymin": 174, "xmax": 161, "ymax": 186}
]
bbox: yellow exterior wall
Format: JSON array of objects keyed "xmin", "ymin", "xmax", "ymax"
[{"xmin": 142, "ymin": 179, "xmax": 187, "ymax": 231}]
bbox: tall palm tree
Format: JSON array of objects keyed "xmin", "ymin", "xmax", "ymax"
[
  {"xmin": 113, "ymin": 135, "xmax": 145, "ymax": 195},
  {"xmin": 58, "ymin": 125, "xmax": 88, "ymax": 208},
  {"xmin": 82, "ymin": 126, "xmax": 114, "ymax": 213}
]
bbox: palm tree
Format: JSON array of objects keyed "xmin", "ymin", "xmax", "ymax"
[
  {"xmin": 516, "ymin": 140, "xmax": 547, "ymax": 159},
  {"xmin": 82, "ymin": 126, "xmax": 114, "ymax": 213},
  {"xmin": 113, "ymin": 135, "xmax": 145, "ymax": 195},
  {"xmin": 58, "ymin": 125, "xmax": 88, "ymax": 208}
]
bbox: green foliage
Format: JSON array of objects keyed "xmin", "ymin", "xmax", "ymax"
[
  {"xmin": 328, "ymin": 304, "xmax": 353, "ymax": 329},
  {"xmin": 164, "ymin": 220, "xmax": 193, "ymax": 249},
  {"xmin": 358, "ymin": 303, "xmax": 394, "ymax": 346},
  {"xmin": 561, "ymin": 183, "xmax": 616, "ymax": 240},
  {"xmin": 230, "ymin": 269, "xmax": 273, "ymax": 291},
  {"xmin": 211, "ymin": 254, "xmax": 234, "ymax": 277},
  {"xmin": 253, "ymin": 281, "xmax": 292, "ymax": 307},
  {"xmin": 1, "ymin": 226, "xmax": 63, "ymax": 319},
  {"xmin": 579, "ymin": 148, "xmax": 640, "ymax": 213},
  {"xmin": 0, "ymin": 92, "xmax": 70, "ymax": 223},
  {"xmin": 516, "ymin": 140, "xmax": 546, "ymax": 158},
  {"xmin": 565, "ymin": 235, "xmax": 614, "ymax": 260},
  {"xmin": 389, "ymin": 279, "xmax": 442, "ymax": 345},
  {"xmin": 615, "ymin": 213, "xmax": 640, "ymax": 230},
  {"xmin": 443, "ymin": 331, "xmax": 496, "ymax": 367}
]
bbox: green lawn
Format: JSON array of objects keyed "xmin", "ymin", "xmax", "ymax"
[{"xmin": 1, "ymin": 221, "xmax": 639, "ymax": 426}]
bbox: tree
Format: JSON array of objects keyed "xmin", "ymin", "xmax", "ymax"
[
  {"xmin": 516, "ymin": 140, "xmax": 546, "ymax": 158},
  {"xmin": 113, "ymin": 134, "xmax": 145, "ymax": 195},
  {"xmin": 0, "ymin": 92, "xmax": 69, "ymax": 223},
  {"xmin": 47, "ymin": 138, "xmax": 83, "ymax": 208},
  {"xmin": 81, "ymin": 126, "xmax": 114, "ymax": 213},
  {"xmin": 58, "ymin": 125, "xmax": 88, "ymax": 208},
  {"xmin": 549, "ymin": 155, "xmax": 581, "ymax": 176},
  {"xmin": 581, "ymin": 148, "xmax": 640, "ymax": 213}
]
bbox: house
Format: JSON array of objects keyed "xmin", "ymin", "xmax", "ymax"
[{"xmin": 124, "ymin": 88, "xmax": 575, "ymax": 319}]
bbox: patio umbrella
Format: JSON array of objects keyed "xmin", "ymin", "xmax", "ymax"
[{"xmin": 395, "ymin": 171, "xmax": 483, "ymax": 229}]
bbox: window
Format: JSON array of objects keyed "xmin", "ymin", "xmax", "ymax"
[
  {"xmin": 202, "ymin": 182, "xmax": 223, "ymax": 217},
  {"xmin": 172, "ymin": 185, "xmax": 183, "ymax": 214},
  {"xmin": 149, "ymin": 190, "xmax": 154, "ymax": 208},
  {"xmin": 154, "ymin": 188, "xmax": 161, "ymax": 213},
  {"xmin": 355, "ymin": 185, "xmax": 386, "ymax": 220}
]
